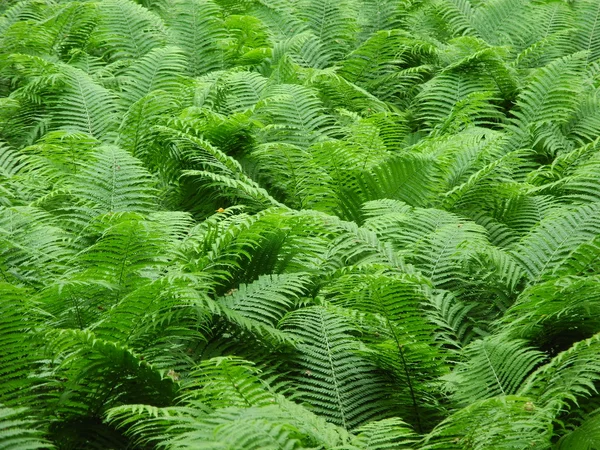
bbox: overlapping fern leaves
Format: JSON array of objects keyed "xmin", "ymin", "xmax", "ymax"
[{"xmin": 3, "ymin": 0, "xmax": 600, "ymax": 448}]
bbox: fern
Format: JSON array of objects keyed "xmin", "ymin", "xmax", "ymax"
[
  {"xmin": 510, "ymin": 203, "xmax": 600, "ymax": 282},
  {"xmin": 0, "ymin": 406, "xmax": 53, "ymax": 450},
  {"xmin": 95, "ymin": 0, "xmax": 166, "ymax": 60},
  {"xmin": 280, "ymin": 305, "xmax": 391, "ymax": 430},
  {"xmin": 443, "ymin": 336, "xmax": 545, "ymax": 405},
  {"xmin": 6, "ymin": 0, "xmax": 600, "ymax": 447},
  {"xmin": 69, "ymin": 146, "xmax": 156, "ymax": 215},
  {"xmin": 350, "ymin": 418, "xmax": 418, "ymax": 449},
  {"xmin": 50, "ymin": 65, "xmax": 119, "ymax": 139},
  {"xmin": 117, "ymin": 46, "xmax": 187, "ymax": 108},
  {"xmin": 164, "ymin": 0, "xmax": 228, "ymax": 76}
]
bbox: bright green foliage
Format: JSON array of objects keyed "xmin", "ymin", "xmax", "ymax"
[{"xmin": 3, "ymin": 0, "xmax": 600, "ymax": 448}]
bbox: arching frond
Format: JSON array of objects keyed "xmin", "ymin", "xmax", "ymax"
[
  {"xmin": 50, "ymin": 65, "xmax": 119, "ymax": 139},
  {"xmin": 69, "ymin": 145, "xmax": 156, "ymax": 216},
  {"xmin": 164, "ymin": 0, "xmax": 228, "ymax": 76},
  {"xmin": 280, "ymin": 305, "xmax": 391, "ymax": 430},
  {"xmin": 510, "ymin": 203, "xmax": 600, "ymax": 282},
  {"xmin": 443, "ymin": 336, "xmax": 545, "ymax": 405},
  {"xmin": 350, "ymin": 418, "xmax": 418, "ymax": 450},
  {"xmin": 95, "ymin": 0, "xmax": 166, "ymax": 60},
  {"xmin": 118, "ymin": 46, "xmax": 187, "ymax": 108},
  {"xmin": 0, "ymin": 406, "xmax": 53, "ymax": 450}
]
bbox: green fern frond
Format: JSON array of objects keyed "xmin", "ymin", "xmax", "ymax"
[
  {"xmin": 422, "ymin": 395, "xmax": 550, "ymax": 450},
  {"xmin": 0, "ymin": 406, "xmax": 53, "ymax": 450},
  {"xmin": 255, "ymin": 84, "xmax": 334, "ymax": 148},
  {"xmin": 573, "ymin": 0, "xmax": 600, "ymax": 63},
  {"xmin": 501, "ymin": 276, "xmax": 600, "ymax": 354},
  {"xmin": 47, "ymin": 328, "xmax": 177, "ymax": 417},
  {"xmin": 164, "ymin": 0, "xmax": 228, "ymax": 76},
  {"xmin": 0, "ymin": 206, "xmax": 72, "ymax": 286},
  {"xmin": 556, "ymin": 408, "xmax": 600, "ymax": 450},
  {"xmin": 0, "ymin": 284, "xmax": 47, "ymax": 410},
  {"xmin": 415, "ymin": 71, "xmax": 501, "ymax": 131},
  {"xmin": 180, "ymin": 356, "xmax": 278, "ymax": 408},
  {"xmin": 350, "ymin": 418, "xmax": 418, "ymax": 450},
  {"xmin": 218, "ymin": 273, "xmax": 311, "ymax": 327},
  {"xmin": 280, "ymin": 305, "xmax": 391, "ymax": 430},
  {"xmin": 118, "ymin": 46, "xmax": 187, "ymax": 108},
  {"xmin": 506, "ymin": 52, "xmax": 589, "ymax": 153},
  {"xmin": 424, "ymin": 289, "xmax": 477, "ymax": 352},
  {"xmin": 324, "ymin": 270, "xmax": 444, "ymax": 431},
  {"xmin": 95, "ymin": 0, "xmax": 167, "ymax": 61},
  {"xmin": 510, "ymin": 203, "xmax": 600, "ymax": 282},
  {"xmin": 117, "ymin": 90, "xmax": 177, "ymax": 158},
  {"xmin": 69, "ymin": 145, "xmax": 156, "ymax": 216},
  {"xmin": 521, "ymin": 331, "xmax": 600, "ymax": 413},
  {"xmin": 294, "ymin": 0, "xmax": 358, "ymax": 64},
  {"xmin": 358, "ymin": 153, "xmax": 442, "ymax": 207},
  {"xmin": 49, "ymin": 65, "xmax": 119, "ymax": 139},
  {"xmin": 443, "ymin": 336, "xmax": 545, "ymax": 405}
]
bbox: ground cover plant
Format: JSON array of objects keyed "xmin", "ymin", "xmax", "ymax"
[{"xmin": 2, "ymin": 0, "xmax": 600, "ymax": 448}]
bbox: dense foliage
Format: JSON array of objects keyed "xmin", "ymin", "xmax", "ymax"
[{"xmin": 2, "ymin": 0, "xmax": 600, "ymax": 448}]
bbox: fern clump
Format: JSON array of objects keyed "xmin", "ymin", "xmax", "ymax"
[{"xmin": 3, "ymin": 0, "xmax": 600, "ymax": 448}]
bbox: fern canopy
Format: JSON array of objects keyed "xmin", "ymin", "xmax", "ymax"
[{"xmin": 3, "ymin": 0, "xmax": 600, "ymax": 448}]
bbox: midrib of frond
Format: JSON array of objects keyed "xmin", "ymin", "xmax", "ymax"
[
  {"xmin": 223, "ymin": 365, "xmax": 254, "ymax": 407},
  {"xmin": 123, "ymin": 286, "xmax": 160, "ymax": 343},
  {"xmin": 109, "ymin": 152, "xmax": 118, "ymax": 211},
  {"xmin": 122, "ymin": 105, "xmax": 145, "ymax": 156},
  {"xmin": 318, "ymin": 312, "xmax": 348, "ymax": 429},
  {"xmin": 116, "ymin": 229, "xmax": 135, "ymax": 289},
  {"xmin": 49, "ymin": 6, "xmax": 77, "ymax": 51},
  {"xmin": 585, "ymin": 2, "xmax": 600, "ymax": 62},
  {"xmin": 138, "ymin": 61, "xmax": 161, "ymax": 100},
  {"xmin": 428, "ymin": 239, "xmax": 454, "ymax": 280},
  {"xmin": 481, "ymin": 341, "xmax": 506, "ymax": 396},
  {"xmin": 280, "ymin": 148, "xmax": 300, "ymax": 201},
  {"xmin": 189, "ymin": 7, "xmax": 201, "ymax": 75},
  {"xmin": 315, "ymin": 0, "xmax": 330, "ymax": 43},
  {"xmin": 74, "ymin": 76, "xmax": 94, "ymax": 136},
  {"xmin": 118, "ymin": 3, "xmax": 142, "ymax": 57},
  {"xmin": 68, "ymin": 288, "xmax": 85, "ymax": 329},
  {"xmin": 542, "ymin": 5, "xmax": 558, "ymax": 40},
  {"xmin": 381, "ymin": 309, "xmax": 422, "ymax": 433},
  {"xmin": 529, "ymin": 212, "xmax": 598, "ymax": 281}
]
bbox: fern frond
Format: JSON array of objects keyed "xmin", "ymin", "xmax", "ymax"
[
  {"xmin": 422, "ymin": 396, "xmax": 550, "ymax": 450},
  {"xmin": 69, "ymin": 145, "xmax": 156, "ymax": 216},
  {"xmin": 180, "ymin": 356, "xmax": 278, "ymax": 408},
  {"xmin": 294, "ymin": 0, "xmax": 358, "ymax": 64},
  {"xmin": 350, "ymin": 418, "xmax": 417, "ymax": 450},
  {"xmin": 118, "ymin": 46, "xmax": 187, "ymax": 108},
  {"xmin": 556, "ymin": 408, "xmax": 600, "ymax": 450},
  {"xmin": 0, "ymin": 206, "xmax": 72, "ymax": 286},
  {"xmin": 0, "ymin": 406, "xmax": 53, "ymax": 450},
  {"xmin": 501, "ymin": 276, "xmax": 600, "ymax": 354},
  {"xmin": 95, "ymin": 0, "xmax": 167, "ymax": 61},
  {"xmin": 521, "ymin": 331, "xmax": 600, "ymax": 413},
  {"xmin": 280, "ymin": 305, "xmax": 391, "ymax": 429},
  {"xmin": 506, "ymin": 52, "xmax": 589, "ymax": 153},
  {"xmin": 0, "ymin": 284, "xmax": 47, "ymax": 410},
  {"xmin": 358, "ymin": 153, "xmax": 442, "ymax": 207},
  {"xmin": 117, "ymin": 90, "xmax": 177, "ymax": 158},
  {"xmin": 324, "ymin": 270, "xmax": 444, "ymax": 431},
  {"xmin": 510, "ymin": 203, "xmax": 600, "ymax": 282},
  {"xmin": 164, "ymin": 0, "xmax": 228, "ymax": 76},
  {"xmin": 443, "ymin": 336, "xmax": 545, "ymax": 405},
  {"xmin": 218, "ymin": 273, "xmax": 311, "ymax": 327},
  {"xmin": 255, "ymin": 84, "xmax": 334, "ymax": 148},
  {"xmin": 573, "ymin": 0, "xmax": 600, "ymax": 63},
  {"xmin": 50, "ymin": 65, "xmax": 119, "ymax": 139}
]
